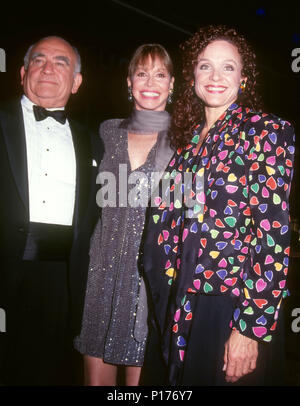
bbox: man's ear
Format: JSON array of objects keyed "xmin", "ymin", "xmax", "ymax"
[
  {"xmin": 71, "ymin": 73, "xmax": 83, "ymax": 94},
  {"xmin": 20, "ymin": 66, "xmax": 26, "ymax": 86}
]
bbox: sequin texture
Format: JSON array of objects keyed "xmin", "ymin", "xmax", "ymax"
[{"xmin": 74, "ymin": 119, "xmax": 158, "ymax": 365}]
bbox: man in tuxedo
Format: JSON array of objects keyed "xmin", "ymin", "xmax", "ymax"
[{"xmin": 0, "ymin": 36, "xmax": 100, "ymax": 385}]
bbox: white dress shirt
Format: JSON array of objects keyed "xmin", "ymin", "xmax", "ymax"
[{"xmin": 21, "ymin": 95, "xmax": 76, "ymax": 226}]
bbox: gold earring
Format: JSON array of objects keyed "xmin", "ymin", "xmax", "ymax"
[{"xmin": 238, "ymin": 80, "xmax": 246, "ymax": 94}]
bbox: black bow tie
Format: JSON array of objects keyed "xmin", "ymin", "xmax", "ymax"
[{"xmin": 33, "ymin": 105, "xmax": 67, "ymax": 124}]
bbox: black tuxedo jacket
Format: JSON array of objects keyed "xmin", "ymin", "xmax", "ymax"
[{"xmin": 0, "ymin": 99, "xmax": 102, "ymax": 336}]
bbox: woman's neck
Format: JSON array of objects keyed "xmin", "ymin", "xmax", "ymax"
[
  {"xmin": 194, "ymin": 102, "xmax": 234, "ymax": 155},
  {"xmin": 204, "ymin": 105, "xmax": 226, "ymax": 130},
  {"xmin": 204, "ymin": 98, "xmax": 239, "ymax": 129},
  {"xmin": 126, "ymin": 109, "xmax": 170, "ymax": 134}
]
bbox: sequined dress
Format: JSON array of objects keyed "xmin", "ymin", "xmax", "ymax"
[{"xmin": 74, "ymin": 116, "xmax": 173, "ymax": 366}]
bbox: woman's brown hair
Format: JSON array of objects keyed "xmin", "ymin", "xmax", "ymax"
[{"xmin": 128, "ymin": 43, "xmax": 173, "ymax": 79}]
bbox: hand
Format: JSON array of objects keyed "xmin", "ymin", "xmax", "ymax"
[{"xmin": 223, "ymin": 330, "xmax": 258, "ymax": 383}]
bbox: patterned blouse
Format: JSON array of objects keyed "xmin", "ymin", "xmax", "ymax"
[{"xmin": 142, "ymin": 102, "xmax": 295, "ymax": 376}]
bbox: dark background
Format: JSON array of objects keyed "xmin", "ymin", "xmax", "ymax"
[{"xmin": 0, "ymin": 0, "xmax": 300, "ymax": 385}]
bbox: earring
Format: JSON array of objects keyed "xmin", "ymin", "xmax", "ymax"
[
  {"xmin": 128, "ymin": 86, "xmax": 133, "ymax": 101},
  {"xmin": 190, "ymin": 79, "xmax": 195, "ymax": 88},
  {"xmin": 238, "ymin": 80, "xmax": 246, "ymax": 95},
  {"xmin": 167, "ymin": 89, "xmax": 173, "ymax": 104}
]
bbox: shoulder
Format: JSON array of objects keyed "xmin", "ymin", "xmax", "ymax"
[
  {"xmin": 68, "ymin": 118, "xmax": 102, "ymax": 161},
  {"xmin": 69, "ymin": 118, "xmax": 97, "ymax": 146},
  {"xmin": 99, "ymin": 118, "xmax": 125, "ymax": 143},
  {"xmin": 240, "ymin": 109, "xmax": 295, "ymax": 146},
  {"xmin": 243, "ymin": 109, "xmax": 293, "ymax": 128},
  {"xmin": 0, "ymin": 99, "xmax": 22, "ymax": 120},
  {"xmin": 99, "ymin": 118, "xmax": 124, "ymax": 133},
  {"xmin": 0, "ymin": 100, "xmax": 24, "ymax": 142}
]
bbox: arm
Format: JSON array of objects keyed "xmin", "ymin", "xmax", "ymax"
[{"xmin": 224, "ymin": 115, "xmax": 295, "ymax": 382}]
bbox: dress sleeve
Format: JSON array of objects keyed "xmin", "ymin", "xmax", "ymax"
[{"xmin": 230, "ymin": 114, "xmax": 295, "ymax": 342}]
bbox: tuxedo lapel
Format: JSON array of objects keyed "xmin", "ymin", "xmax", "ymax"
[
  {"xmin": 0, "ymin": 100, "xmax": 29, "ymax": 210},
  {"xmin": 68, "ymin": 118, "xmax": 89, "ymax": 235}
]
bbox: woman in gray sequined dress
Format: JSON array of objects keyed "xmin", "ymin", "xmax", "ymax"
[{"xmin": 74, "ymin": 44, "xmax": 175, "ymax": 385}]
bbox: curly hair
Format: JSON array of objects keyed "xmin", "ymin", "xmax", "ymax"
[{"xmin": 170, "ymin": 25, "xmax": 263, "ymax": 148}]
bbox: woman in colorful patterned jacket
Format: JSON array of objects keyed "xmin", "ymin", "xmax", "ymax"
[{"xmin": 141, "ymin": 25, "xmax": 295, "ymax": 386}]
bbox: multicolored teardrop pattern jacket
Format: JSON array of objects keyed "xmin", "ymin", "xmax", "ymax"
[{"xmin": 142, "ymin": 103, "xmax": 295, "ymax": 370}]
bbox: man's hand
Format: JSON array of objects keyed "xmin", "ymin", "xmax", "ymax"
[{"xmin": 223, "ymin": 329, "xmax": 258, "ymax": 383}]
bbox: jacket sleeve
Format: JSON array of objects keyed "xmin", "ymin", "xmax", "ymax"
[{"xmin": 230, "ymin": 114, "xmax": 295, "ymax": 342}]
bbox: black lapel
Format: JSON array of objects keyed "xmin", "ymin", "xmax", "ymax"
[
  {"xmin": 0, "ymin": 100, "xmax": 29, "ymax": 210},
  {"xmin": 68, "ymin": 118, "xmax": 89, "ymax": 233}
]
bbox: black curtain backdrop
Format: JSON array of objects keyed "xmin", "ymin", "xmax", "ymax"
[{"xmin": 1, "ymin": 2, "xmax": 299, "ymax": 130}]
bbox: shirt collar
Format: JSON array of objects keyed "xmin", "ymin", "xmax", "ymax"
[{"xmin": 21, "ymin": 94, "xmax": 65, "ymax": 113}]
